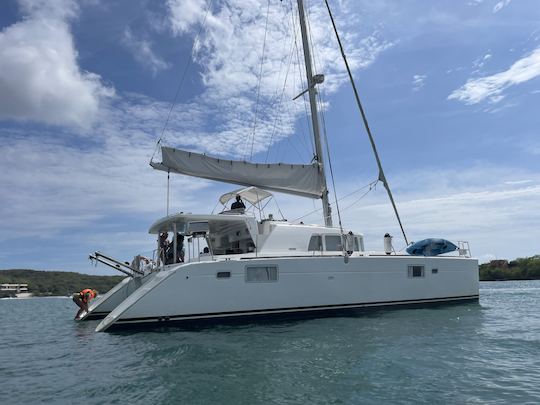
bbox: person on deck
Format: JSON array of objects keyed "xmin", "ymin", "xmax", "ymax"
[
  {"xmin": 176, "ymin": 234, "xmax": 185, "ymax": 262},
  {"xmin": 231, "ymin": 195, "xmax": 246, "ymax": 210},
  {"xmin": 73, "ymin": 288, "xmax": 98, "ymax": 320},
  {"xmin": 159, "ymin": 232, "xmax": 169, "ymax": 264}
]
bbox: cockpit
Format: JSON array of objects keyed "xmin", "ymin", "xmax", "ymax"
[{"xmin": 147, "ymin": 187, "xmax": 364, "ymax": 266}]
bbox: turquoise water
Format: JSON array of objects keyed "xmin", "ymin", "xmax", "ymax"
[{"xmin": 1, "ymin": 281, "xmax": 539, "ymax": 404}]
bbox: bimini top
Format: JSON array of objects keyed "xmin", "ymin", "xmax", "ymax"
[
  {"xmin": 148, "ymin": 213, "xmax": 253, "ymax": 235},
  {"xmin": 219, "ymin": 186, "xmax": 272, "ymax": 206}
]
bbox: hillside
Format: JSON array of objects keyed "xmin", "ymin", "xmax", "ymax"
[
  {"xmin": 0, "ymin": 269, "xmax": 124, "ymax": 297},
  {"xmin": 479, "ymin": 255, "xmax": 540, "ymax": 281}
]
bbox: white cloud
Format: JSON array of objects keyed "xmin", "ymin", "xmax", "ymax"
[
  {"xmin": 467, "ymin": 0, "xmax": 512, "ymax": 13},
  {"xmin": 260, "ymin": 165, "xmax": 540, "ymax": 262},
  {"xmin": 472, "ymin": 52, "xmax": 492, "ymax": 73},
  {"xmin": 162, "ymin": 0, "xmax": 394, "ymax": 159},
  {"xmin": 0, "ymin": 0, "xmax": 113, "ymax": 128},
  {"xmin": 448, "ymin": 47, "xmax": 540, "ymax": 105},
  {"xmin": 493, "ymin": 0, "xmax": 512, "ymax": 13},
  {"xmin": 0, "ymin": 0, "xmax": 396, "ymax": 246},
  {"xmin": 166, "ymin": 0, "xmax": 209, "ymax": 35},
  {"xmin": 0, "ymin": 94, "xmax": 211, "ymax": 242},
  {"xmin": 412, "ymin": 74, "xmax": 427, "ymax": 91},
  {"xmin": 122, "ymin": 28, "xmax": 170, "ymax": 75},
  {"xmin": 504, "ymin": 179, "xmax": 532, "ymax": 185},
  {"xmin": 342, "ymin": 169, "xmax": 540, "ymax": 260}
]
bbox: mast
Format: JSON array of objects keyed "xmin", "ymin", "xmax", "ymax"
[{"xmin": 297, "ymin": 0, "xmax": 332, "ymax": 227}]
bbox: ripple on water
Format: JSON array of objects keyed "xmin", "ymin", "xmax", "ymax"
[{"xmin": 1, "ymin": 281, "xmax": 539, "ymax": 404}]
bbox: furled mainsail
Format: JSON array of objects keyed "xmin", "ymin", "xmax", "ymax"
[{"xmin": 151, "ymin": 146, "xmax": 324, "ymax": 199}]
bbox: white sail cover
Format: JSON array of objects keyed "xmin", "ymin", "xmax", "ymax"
[{"xmin": 151, "ymin": 146, "xmax": 324, "ymax": 199}]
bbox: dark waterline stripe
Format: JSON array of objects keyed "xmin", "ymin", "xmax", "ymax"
[{"xmin": 115, "ymin": 294, "xmax": 479, "ymax": 324}]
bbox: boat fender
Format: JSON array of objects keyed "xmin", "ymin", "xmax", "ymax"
[{"xmin": 384, "ymin": 233, "xmax": 393, "ymax": 255}]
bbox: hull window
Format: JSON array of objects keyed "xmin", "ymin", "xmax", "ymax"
[
  {"xmin": 245, "ymin": 266, "xmax": 278, "ymax": 282},
  {"xmin": 217, "ymin": 271, "xmax": 231, "ymax": 279},
  {"xmin": 432, "ymin": 268, "xmax": 438, "ymax": 274},
  {"xmin": 308, "ymin": 235, "xmax": 322, "ymax": 251},
  {"xmin": 325, "ymin": 235, "xmax": 343, "ymax": 251},
  {"xmin": 408, "ymin": 265, "xmax": 425, "ymax": 278}
]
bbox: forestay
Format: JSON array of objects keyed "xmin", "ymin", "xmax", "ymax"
[{"xmin": 151, "ymin": 146, "xmax": 324, "ymax": 199}]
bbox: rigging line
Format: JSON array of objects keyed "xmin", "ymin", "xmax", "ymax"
[
  {"xmin": 248, "ymin": 0, "xmax": 271, "ymax": 161},
  {"xmin": 324, "ymin": 0, "xmax": 409, "ymax": 245},
  {"xmin": 268, "ymin": 2, "xmax": 295, "ymax": 110},
  {"xmin": 272, "ymin": 198, "xmax": 286, "ymax": 221},
  {"xmin": 166, "ymin": 170, "xmax": 170, "ymax": 216},
  {"xmin": 283, "ymin": 114, "xmax": 306, "ymax": 161},
  {"xmin": 210, "ymin": 199, "xmax": 221, "ymax": 215},
  {"xmin": 292, "ymin": 179, "xmax": 377, "ymax": 222},
  {"xmin": 319, "ymin": 88, "xmax": 345, "ymax": 241},
  {"xmin": 269, "ymin": 1, "xmax": 310, "ymax": 163},
  {"xmin": 150, "ymin": 0, "xmax": 214, "ymax": 164},
  {"xmin": 317, "ymin": 70, "xmax": 370, "ymax": 212},
  {"xmin": 265, "ymin": 37, "xmax": 296, "ymax": 163},
  {"xmin": 339, "ymin": 181, "xmax": 377, "ymax": 212}
]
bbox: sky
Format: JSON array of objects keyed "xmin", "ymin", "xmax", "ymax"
[{"xmin": 0, "ymin": 0, "xmax": 539, "ymax": 274}]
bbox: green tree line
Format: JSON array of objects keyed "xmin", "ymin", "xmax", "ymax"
[
  {"xmin": 479, "ymin": 255, "xmax": 540, "ymax": 281},
  {"xmin": 0, "ymin": 269, "xmax": 124, "ymax": 297}
]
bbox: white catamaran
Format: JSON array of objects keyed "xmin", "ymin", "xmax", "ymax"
[{"xmin": 85, "ymin": 0, "xmax": 479, "ymax": 332}]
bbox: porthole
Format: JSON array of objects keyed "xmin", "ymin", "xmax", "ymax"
[{"xmin": 408, "ymin": 265, "xmax": 425, "ymax": 278}]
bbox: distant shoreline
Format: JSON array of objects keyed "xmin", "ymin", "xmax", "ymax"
[
  {"xmin": 479, "ymin": 256, "xmax": 540, "ymax": 281},
  {"xmin": 0, "ymin": 269, "xmax": 123, "ymax": 297}
]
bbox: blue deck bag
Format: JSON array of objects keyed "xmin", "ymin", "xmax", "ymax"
[{"xmin": 406, "ymin": 238, "xmax": 458, "ymax": 256}]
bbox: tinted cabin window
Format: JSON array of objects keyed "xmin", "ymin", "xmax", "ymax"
[
  {"xmin": 245, "ymin": 266, "xmax": 278, "ymax": 282},
  {"xmin": 308, "ymin": 235, "xmax": 322, "ymax": 251},
  {"xmin": 408, "ymin": 265, "xmax": 425, "ymax": 278},
  {"xmin": 325, "ymin": 235, "xmax": 342, "ymax": 251},
  {"xmin": 354, "ymin": 237, "xmax": 360, "ymax": 251}
]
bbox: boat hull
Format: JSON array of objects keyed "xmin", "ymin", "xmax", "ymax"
[
  {"xmin": 96, "ymin": 255, "xmax": 479, "ymax": 331},
  {"xmin": 78, "ymin": 274, "xmax": 153, "ymax": 321}
]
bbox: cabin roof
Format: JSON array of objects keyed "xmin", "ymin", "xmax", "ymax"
[{"xmin": 148, "ymin": 212, "xmax": 253, "ymax": 234}]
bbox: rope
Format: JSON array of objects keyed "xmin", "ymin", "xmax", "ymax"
[
  {"xmin": 324, "ymin": 0, "xmax": 409, "ymax": 245},
  {"xmin": 318, "ymin": 91, "xmax": 346, "ymax": 255},
  {"xmin": 265, "ymin": 42, "xmax": 294, "ymax": 162},
  {"xmin": 166, "ymin": 170, "xmax": 170, "ymax": 216},
  {"xmin": 248, "ymin": 0, "xmax": 271, "ymax": 160},
  {"xmin": 292, "ymin": 179, "xmax": 377, "ymax": 222},
  {"xmin": 265, "ymin": 16, "xmax": 295, "ymax": 162},
  {"xmin": 339, "ymin": 181, "xmax": 377, "ymax": 212},
  {"xmin": 150, "ymin": 0, "xmax": 214, "ymax": 163}
]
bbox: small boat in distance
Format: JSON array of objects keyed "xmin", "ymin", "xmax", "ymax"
[
  {"xmin": 0, "ymin": 283, "xmax": 33, "ymax": 299},
  {"xmin": 88, "ymin": 0, "xmax": 479, "ymax": 332}
]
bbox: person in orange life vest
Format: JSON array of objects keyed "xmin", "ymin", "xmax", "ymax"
[{"xmin": 73, "ymin": 288, "xmax": 98, "ymax": 320}]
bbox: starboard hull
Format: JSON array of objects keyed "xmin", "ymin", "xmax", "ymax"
[{"xmin": 96, "ymin": 255, "xmax": 479, "ymax": 332}]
